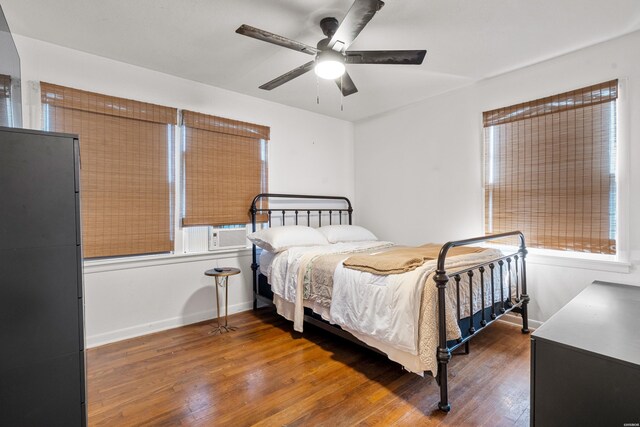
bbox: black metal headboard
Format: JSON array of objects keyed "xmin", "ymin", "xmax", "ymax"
[
  {"xmin": 250, "ymin": 193, "xmax": 353, "ymax": 230},
  {"xmin": 249, "ymin": 193, "xmax": 353, "ymax": 309}
]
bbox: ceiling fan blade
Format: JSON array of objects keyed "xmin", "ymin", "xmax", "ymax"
[
  {"xmin": 259, "ymin": 61, "xmax": 315, "ymax": 91},
  {"xmin": 346, "ymin": 50, "xmax": 427, "ymax": 65},
  {"xmin": 335, "ymin": 71, "xmax": 358, "ymax": 97},
  {"xmin": 328, "ymin": 0, "xmax": 384, "ymax": 52},
  {"xmin": 236, "ymin": 24, "xmax": 319, "ymax": 55}
]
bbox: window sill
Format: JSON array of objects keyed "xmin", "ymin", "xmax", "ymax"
[
  {"xmin": 483, "ymin": 243, "xmax": 631, "ymax": 274},
  {"xmin": 84, "ymin": 247, "xmax": 252, "ymax": 274},
  {"xmin": 525, "ymin": 252, "xmax": 631, "ymax": 274}
]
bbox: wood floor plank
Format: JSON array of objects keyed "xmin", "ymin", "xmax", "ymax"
[{"xmin": 87, "ymin": 308, "xmax": 531, "ymax": 426}]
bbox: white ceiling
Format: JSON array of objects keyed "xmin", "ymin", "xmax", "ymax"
[{"xmin": 3, "ymin": 0, "xmax": 640, "ymax": 121}]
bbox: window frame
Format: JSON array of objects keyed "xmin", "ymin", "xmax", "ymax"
[
  {"xmin": 30, "ymin": 82, "xmax": 265, "ymax": 267},
  {"xmin": 480, "ymin": 78, "xmax": 630, "ymax": 271},
  {"xmin": 179, "ymin": 110, "xmax": 269, "ymax": 228},
  {"xmin": 40, "ymin": 82, "xmax": 178, "ymax": 259}
]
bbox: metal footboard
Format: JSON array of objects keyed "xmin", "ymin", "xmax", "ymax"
[{"xmin": 433, "ymin": 231, "xmax": 529, "ymax": 412}]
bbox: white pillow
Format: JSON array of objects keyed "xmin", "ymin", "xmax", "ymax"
[
  {"xmin": 247, "ymin": 225, "xmax": 329, "ymax": 253},
  {"xmin": 318, "ymin": 225, "xmax": 377, "ymax": 243}
]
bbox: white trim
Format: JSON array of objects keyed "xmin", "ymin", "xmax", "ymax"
[
  {"xmin": 498, "ymin": 313, "xmax": 543, "ymax": 330},
  {"xmin": 27, "ymin": 81, "xmax": 42, "ymax": 130},
  {"xmin": 84, "ymin": 247, "xmax": 252, "ymax": 274},
  {"xmin": 172, "ymin": 114, "xmax": 184, "ymax": 255},
  {"xmin": 86, "ymin": 302, "xmax": 540, "ymax": 349},
  {"xmin": 615, "ymin": 77, "xmax": 630, "ymax": 263},
  {"xmin": 525, "ymin": 252, "xmax": 631, "ymax": 273},
  {"xmin": 86, "ymin": 301, "xmax": 254, "ymax": 348},
  {"xmin": 482, "ymin": 242, "xmax": 632, "ymax": 273}
]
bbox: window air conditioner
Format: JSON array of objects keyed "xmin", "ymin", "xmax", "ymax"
[{"xmin": 208, "ymin": 227, "xmax": 248, "ymax": 250}]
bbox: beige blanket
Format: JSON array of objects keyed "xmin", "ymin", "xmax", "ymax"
[
  {"xmin": 305, "ymin": 253, "xmax": 350, "ymax": 307},
  {"xmin": 343, "ymin": 243, "xmax": 486, "ymax": 275}
]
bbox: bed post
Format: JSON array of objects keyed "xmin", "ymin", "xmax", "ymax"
[
  {"xmin": 250, "ymin": 197, "xmax": 259, "ymax": 311},
  {"xmin": 519, "ymin": 237, "xmax": 530, "ymax": 334},
  {"xmin": 434, "ymin": 268, "xmax": 452, "ymax": 412}
]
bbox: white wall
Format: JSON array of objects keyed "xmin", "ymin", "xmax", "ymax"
[
  {"xmin": 15, "ymin": 28, "xmax": 639, "ymax": 344},
  {"xmin": 355, "ymin": 30, "xmax": 640, "ymax": 324},
  {"xmin": 14, "ymin": 35, "xmax": 355, "ymax": 347}
]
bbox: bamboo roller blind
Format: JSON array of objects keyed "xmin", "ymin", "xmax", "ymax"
[
  {"xmin": 483, "ymin": 80, "xmax": 618, "ymax": 254},
  {"xmin": 0, "ymin": 74, "xmax": 10, "ymax": 126},
  {"xmin": 182, "ymin": 110, "xmax": 269, "ymax": 226},
  {"xmin": 41, "ymin": 82, "xmax": 177, "ymax": 258}
]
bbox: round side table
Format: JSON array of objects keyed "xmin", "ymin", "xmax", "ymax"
[{"xmin": 204, "ymin": 267, "xmax": 241, "ymax": 334}]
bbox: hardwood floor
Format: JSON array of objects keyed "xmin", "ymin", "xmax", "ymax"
[{"xmin": 87, "ymin": 309, "xmax": 531, "ymax": 426}]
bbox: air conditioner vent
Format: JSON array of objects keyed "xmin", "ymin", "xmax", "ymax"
[
  {"xmin": 184, "ymin": 226, "xmax": 209, "ymax": 253},
  {"xmin": 209, "ymin": 228, "xmax": 248, "ymax": 250}
]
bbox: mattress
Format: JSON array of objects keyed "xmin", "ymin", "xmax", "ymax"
[
  {"xmin": 259, "ymin": 249, "xmax": 276, "ymax": 276},
  {"xmin": 260, "ymin": 241, "xmax": 516, "ymax": 375}
]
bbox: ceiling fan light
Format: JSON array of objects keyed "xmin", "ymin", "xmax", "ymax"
[
  {"xmin": 314, "ymin": 50, "xmax": 346, "ymax": 80},
  {"xmin": 314, "ymin": 60, "xmax": 346, "ymax": 80}
]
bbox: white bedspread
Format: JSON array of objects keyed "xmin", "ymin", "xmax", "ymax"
[
  {"xmin": 329, "ymin": 261, "xmax": 429, "ymax": 354},
  {"xmin": 330, "ymin": 249, "xmax": 509, "ymax": 358},
  {"xmin": 265, "ymin": 242, "xmax": 513, "ymax": 375},
  {"xmin": 267, "ymin": 241, "xmax": 393, "ymax": 305}
]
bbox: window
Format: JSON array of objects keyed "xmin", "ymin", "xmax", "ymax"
[
  {"xmin": 181, "ymin": 110, "xmax": 269, "ymax": 227},
  {"xmin": 483, "ymin": 80, "xmax": 618, "ymax": 255},
  {"xmin": 41, "ymin": 83, "xmax": 177, "ymax": 258},
  {"xmin": 0, "ymin": 74, "xmax": 11, "ymax": 126}
]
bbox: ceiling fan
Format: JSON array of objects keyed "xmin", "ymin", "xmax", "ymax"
[{"xmin": 236, "ymin": 0, "xmax": 426, "ymax": 96}]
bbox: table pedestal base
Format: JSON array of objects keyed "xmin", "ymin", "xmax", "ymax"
[{"xmin": 209, "ymin": 324, "xmax": 238, "ymax": 335}]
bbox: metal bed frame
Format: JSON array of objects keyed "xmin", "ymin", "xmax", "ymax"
[{"xmin": 250, "ymin": 193, "xmax": 529, "ymax": 412}]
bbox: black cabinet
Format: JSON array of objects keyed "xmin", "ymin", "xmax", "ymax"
[
  {"xmin": 531, "ymin": 281, "xmax": 640, "ymax": 426},
  {"xmin": 0, "ymin": 126, "xmax": 86, "ymax": 426}
]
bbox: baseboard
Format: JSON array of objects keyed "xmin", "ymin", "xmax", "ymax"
[
  {"xmin": 498, "ymin": 312, "xmax": 543, "ymax": 330},
  {"xmin": 87, "ymin": 303, "xmax": 542, "ymax": 348},
  {"xmin": 86, "ymin": 300, "xmax": 254, "ymax": 348}
]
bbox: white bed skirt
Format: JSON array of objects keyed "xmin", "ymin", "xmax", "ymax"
[{"xmin": 273, "ymin": 294, "xmax": 427, "ymax": 376}]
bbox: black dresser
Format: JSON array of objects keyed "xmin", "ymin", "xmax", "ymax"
[
  {"xmin": 0, "ymin": 127, "xmax": 86, "ymax": 426},
  {"xmin": 531, "ymin": 281, "xmax": 640, "ymax": 426}
]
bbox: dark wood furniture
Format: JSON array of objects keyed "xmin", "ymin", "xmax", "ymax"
[
  {"xmin": 531, "ymin": 281, "xmax": 640, "ymax": 426},
  {"xmin": 0, "ymin": 127, "xmax": 87, "ymax": 426},
  {"xmin": 249, "ymin": 193, "xmax": 530, "ymax": 412},
  {"xmin": 205, "ymin": 267, "xmax": 241, "ymax": 334}
]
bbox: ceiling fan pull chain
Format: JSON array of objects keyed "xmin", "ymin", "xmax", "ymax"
[
  {"xmin": 316, "ymin": 75, "xmax": 320, "ymax": 104},
  {"xmin": 340, "ymin": 74, "xmax": 344, "ymax": 111}
]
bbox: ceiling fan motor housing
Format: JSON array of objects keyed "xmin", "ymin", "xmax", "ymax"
[{"xmin": 319, "ymin": 17, "xmax": 340, "ymax": 38}]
